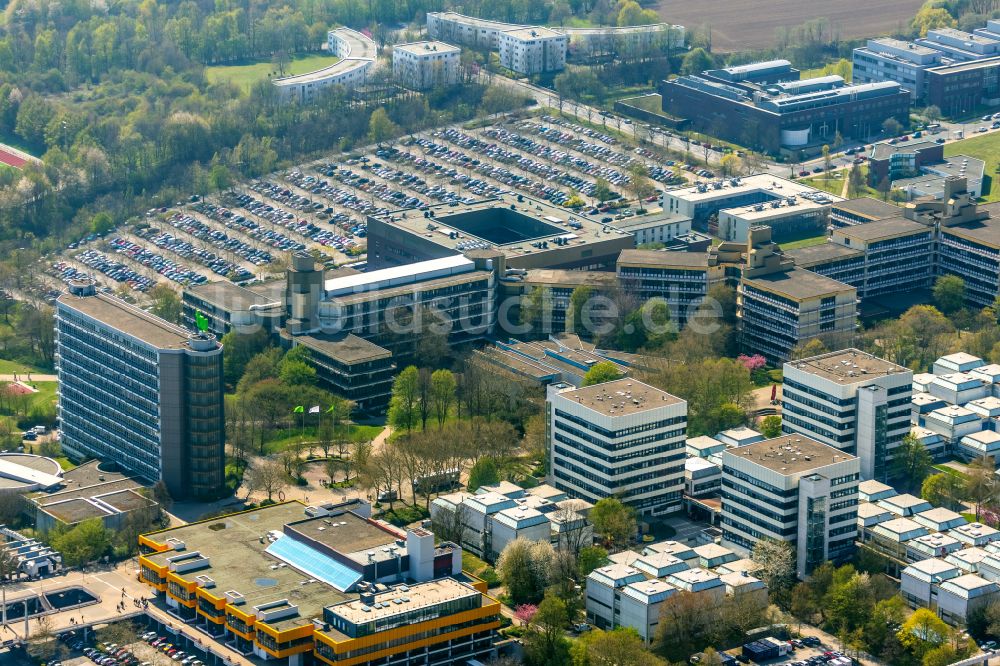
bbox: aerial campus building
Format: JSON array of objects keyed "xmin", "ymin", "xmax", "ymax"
[
  {"xmin": 56, "ymin": 280, "xmax": 225, "ymax": 500},
  {"xmin": 781, "ymin": 349, "xmax": 912, "ymax": 482},
  {"xmin": 852, "ymin": 22, "xmax": 1000, "ymax": 115},
  {"xmin": 391, "ymin": 41, "xmax": 461, "ymax": 90},
  {"xmin": 546, "ymin": 378, "xmax": 688, "ymax": 517},
  {"xmin": 721, "ymin": 435, "xmax": 860, "ymax": 578},
  {"xmin": 866, "ymin": 138, "xmax": 984, "ymax": 201},
  {"xmin": 137, "ymin": 501, "xmax": 501, "ymax": 666},
  {"xmin": 659, "ymin": 60, "xmax": 911, "ymax": 151},
  {"xmin": 272, "ymin": 29, "xmax": 377, "ymax": 104},
  {"xmin": 425, "ymin": 12, "xmax": 684, "ymax": 75}
]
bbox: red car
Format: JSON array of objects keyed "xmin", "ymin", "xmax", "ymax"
[{"xmin": 799, "ymin": 170, "xmax": 810, "ymax": 177}]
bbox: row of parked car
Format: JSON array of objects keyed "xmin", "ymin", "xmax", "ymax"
[
  {"xmin": 212, "ymin": 192, "xmax": 308, "ymax": 254},
  {"xmin": 483, "ymin": 125, "xmax": 631, "ymax": 187},
  {"xmin": 192, "ymin": 200, "xmax": 308, "ymax": 260},
  {"xmin": 108, "ymin": 237, "xmax": 208, "ymax": 287},
  {"xmin": 227, "ymin": 187, "xmax": 359, "ymax": 253},
  {"xmin": 135, "ymin": 227, "xmax": 252, "ymax": 281},
  {"xmin": 168, "ymin": 210, "xmax": 272, "ymax": 273},
  {"xmin": 142, "ymin": 631, "xmax": 205, "ymax": 665},
  {"xmin": 283, "ymin": 170, "xmax": 372, "ymax": 235},
  {"xmin": 522, "ymin": 120, "xmax": 636, "ymax": 171},
  {"xmin": 540, "ymin": 115, "xmax": 619, "ymax": 145},
  {"xmin": 425, "ymin": 129, "xmax": 590, "ymax": 204},
  {"xmin": 70, "ymin": 250, "xmax": 158, "ymax": 292}
]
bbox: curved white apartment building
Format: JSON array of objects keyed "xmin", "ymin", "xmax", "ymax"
[{"xmin": 273, "ymin": 28, "xmax": 377, "ymax": 104}]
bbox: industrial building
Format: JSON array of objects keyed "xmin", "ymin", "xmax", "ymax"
[
  {"xmin": 392, "ymin": 41, "xmax": 461, "ymax": 89},
  {"xmin": 57, "ymin": 280, "xmax": 226, "ymax": 500},
  {"xmin": 721, "ymin": 435, "xmax": 860, "ymax": 578},
  {"xmin": 137, "ymin": 501, "xmax": 499, "ymax": 665}
]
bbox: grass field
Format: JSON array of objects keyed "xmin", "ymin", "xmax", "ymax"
[
  {"xmin": 944, "ymin": 132, "xmax": 999, "ymax": 202},
  {"xmin": 780, "ymin": 234, "xmax": 829, "ymax": 250},
  {"xmin": 262, "ymin": 423, "xmax": 383, "ymax": 455},
  {"xmin": 0, "ymin": 359, "xmax": 49, "ymax": 375},
  {"xmin": 206, "ymin": 54, "xmax": 340, "ymax": 93},
  {"xmin": 655, "ymin": 0, "xmax": 924, "ymax": 51}
]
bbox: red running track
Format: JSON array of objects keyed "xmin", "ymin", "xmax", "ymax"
[{"xmin": 0, "ymin": 148, "xmax": 27, "ymax": 168}]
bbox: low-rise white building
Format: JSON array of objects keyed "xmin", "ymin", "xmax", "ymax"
[
  {"xmin": 498, "ymin": 27, "xmax": 567, "ymax": 74},
  {"xmin": 957, "ymin": 430, "xmax": 1000, "ymax": 461},
  {"xmin": 685, "ymin": 457, "xmax": 721, "ymax": 498},
  {"xmin": 619, "ymin": 579, "xmax": 675, "ymax": 644},
  {"xmin": 938, "ymin": 574, "xmax": 999, "ymax": 624},
  {"xmin": 911, "ymin": 426, "xmax": 947, "ymax": 459},
  {"xmin": 947, "ymin": 546, "xmax": 990, "ymax": 573},
  {"xmin": 901, "ymin": 558, "xmax": 961, "ymax": 608},
  {"xmin": 924, "ymin": 405, "xmax": 983, "ymax": 446},
  {"xmin": 392, "ymin": 41, "xmax": 461, "ymax": 90},
  {"xmin": 273, "ymin": 28, "xmax": 377, "ymax": 104},
  {"xmin": 686, "ymin": 436, "xmax": 725, "ymax": 459},
  {"xmin": 586, "ymin": 563, "xmax": 647, "ymax": 630},
  {"xmin": 877, "ymin": 493, "xmax": 933, "ymax": 517},
  {"xmin": 914, "ymin": 507, "xmax": 968, "ymax": 532},
  {"xmin": 715, "ymin": 426, "xmax": 765, "ymax": 448},
  {"xmin": 928, "ymin": 373, "xmax": 990, "ymax": 406},
  {"xmin": 950, "ymin": 522, "xmax": 1000, "ymax": 547},
  {"xmin": 859, "ymin": 480, "xmax": 897, "ymax": 503},
  {"xmin": 906, "ymin": 532, "xmax": 964, "ymax": 562},
  {"xmin": 934, "ymin": 352, "xmax": 985, "ymax": 376}
]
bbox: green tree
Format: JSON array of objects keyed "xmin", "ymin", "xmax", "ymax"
[
  {"xmin": 921, "ymin": 472, "xmax": 966, "ymax": 510},
  {"xmin": 933, "ymin": 274, "xmax": 965, "ymax": 314},
  {"xmin": 496, "ymin": 538, "xmax": 555, "ymax": 605},
  {"xmin": 577, "ymin": 546, "xmax": 608, "ymax": 577},
  {"xmin": 589, "ymin": 497, "xmax": 636, "ymax": 549},
  {"xmin": 911, "ymin": 4, "xmax": 956, "ymax": 37},
  {"xmin": 49, "ymin": 518, "xmax": 112, "ymax": 567},
  {"xmin": 467, "ymin": 457, "xmax": 500, "ymax": 492},
  {"xmin": 90, "ymin": 212, "xmax": 114, "ymax": 235},
  {"xmin": 680, "ymin": 47, "xmax": 714, "ymax": 75},
  {"xmin": 615, "ymin": 0, "xmax": 659, "ymax": 26},
  {"xmin": 892, "ymin": 433, "xmax": 934, "ymax": 492},
  {"xmin": 593, "ymin": 177, "xmax": 614, "ymax": 202},
  {"xmin": 822, "ymin": 144, "xmax": 831, "ymax": 178},
  {"xmin": 898, "ymin": 608, "xmax": 950, "ymax": 658},
  {"xmin": 966, "ymin": 455, "xmax": 999, "ymax": 521},
  {"xmin": 582, "ymin": 361, "xmax": 624, "ymax": 386},
  {"xmin": 388, "ymin": 366, "xmax": 420, "ymax": 432},
  {"xmin": 571, "ymin": 627, "xmax": 665, "ymax": 666},
  {"xmin": 759, "ymin": 415, "xmax": 782, "ymax": 438},
  {"xmin": 882, "ymin": 116, "xmax": 903, "ymax": 137},
  {"xmin": 429, "ymin": 369, "xmax": 457, "ymax": 429},
  {"xmin": 368, "ymin": 107, "xmax": 398, "ymax": 146},
  {"xmin": 221, "ymin": 328, "xmax": 273, "ymax": 387},
  {"xmin": 523, "ymin": 594, "xmax": 571, "ymax": 666},
  {"xmin": 567, "ymin": 286, "xmax": 593, "ymax": 335},
  {"xmin": 148, "ymin": 284, "xmax": 182, "ymax": 324}
]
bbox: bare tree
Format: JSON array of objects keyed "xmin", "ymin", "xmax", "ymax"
[{"xmin": 246, "ymin": 458, "xmax": 289, "ymax": 502}]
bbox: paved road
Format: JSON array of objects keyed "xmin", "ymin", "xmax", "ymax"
[{"xmin": 0, "ymin": 374, "xmax": 56, "ymax": 382}]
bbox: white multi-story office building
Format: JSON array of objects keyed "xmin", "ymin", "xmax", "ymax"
[
  {"xmin": 852, "ymin": 38, "xmax": 942, "ymax": 100},
  {"xmin": 721, "ymin": 434, "xmax": 860, "ymax": 578},
  {"xmin": 547, "ymin": 378, "xmax": 687, "ymax": 517},
  {"xmin": 392, "ymin": 41, "xmax": 461, "ymax": 90},
  {"xmin": 498, "ymin": 27, "xmax": 567, "ymax": 74},
  {"xmin": 782, "ymin": 349, "xmax": 912, "ymax": 481}
]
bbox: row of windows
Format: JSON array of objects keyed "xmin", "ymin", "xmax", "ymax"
[
  {"xmin": 553, "ymin": 408, "xmax": 686, "ymax": 440},
  {"xmin": 553, "ymin": 455, "xmax": 684, "ymax": 490},
  {"xmin": 553, "ymin": 442, "xmax": 684, "ymax": 475},
  {"xmin": 553, "ymin": 421, "xmax": 685, "ymax": 456}
]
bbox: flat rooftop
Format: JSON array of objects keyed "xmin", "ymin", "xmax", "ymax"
[
  {"xmin": 743, "ymin": 266, "xmax": 854, "ymax": 301},
  {"xmin": 667, "ymin": 175, "xmax": 823, "ymax": 204},
  {"xmin": 726, "ymin": 434, "xmax": 857, "ymax": 474},
  {"xmin": 522, "ymin": 269, "xmax": 619, "ymax": 288},
  {"xmin": 375, "ymin": 195, "xmax": 633, "ymax": 259},
  {"xmin": 327, "ymin": 578, "xmax": 481, "ymax": 627},
  {"xmin": 503, "ymin": 26, "xmax": 565, "ymax": 40},
  {"xmin": 832, "ymin": 197, "xmax": 901, "ymax": 220},
  {"xmin": 394, "ymin": 40, "xmax": 460, "ymax": 55},
  {"xmin": 784, "ymin": 242, "xmax": 863, "ymax": 267},
  {"xmin": 617, "ymin": 249, "xmax": 711, "ymax": 269},
  {"xmin": 940, "ymin": 209, "xmax": 1000, "ymax": 250},
  {"xmin": 42, "ymin": 498, "xmax": 111, "ymax": 524},
  {"xmin": 834, "ymin": 217, "xmax": 930, "ymax": 242},
  {"xmin": 786, "ymin": 348, "xmax": 908, "ymax": 384},
  {"xmin": 143, "ymin": 503, "xmax": 352, "ymax": 631},
  {"xmin": 871, "ymin": 139, "xmax": 940, "ymax": 160},
  {"xmin": 555, "ymin": 378, "xmax": 683, "ymax": 416},
  {"xmin": 287, "ymin": 332, "xmax": 391, "ymax": 365},
  {"xmin": 58, "ymin": 291, "xmax": 205, "ymax": 350},
  {"xmin": 183, "ymin": 280, "xmax": 276, "ymax": 308}
]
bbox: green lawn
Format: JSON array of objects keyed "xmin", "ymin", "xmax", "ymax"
[
  {"xmin": 779, "ymin": 234, "xmax": 829, "ymax": 250},
  {"xmin": 945, "ymin": 132, "xmax": 1000, "ymax": 202},
  {"xmin": 933, "ymin": 463, "xmax": 969, "ymax": 480},
  {"xmin": 206, "ymin": 53, "xmax": 341, "ymax": 93},
  {"xmin": 800, "ymin": 171, "xmax": 846, "ymax": 196},
  {"xmin": 262, "ymin": 423, "xmax": 383, "ymax": 455},
  {"xmin": 0, "ymin": 359, "xmax": 49, "ymax": 375}
]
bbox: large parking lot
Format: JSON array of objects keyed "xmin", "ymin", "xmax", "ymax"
[{"xmin": 45, "ymin": 112, "xmax": 699, "ymax": 303}]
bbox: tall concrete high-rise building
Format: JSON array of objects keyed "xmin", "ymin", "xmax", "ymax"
[
  {"xmin": 56, "ymin": 280, "xmax": 225, "ymax": 500},
  {"xmin": 782, "ymin": 349, "xmax": 912, "ymax": 481},
  {"xmin": 547, "ymin": 378, "xmax": 687, "ymax": 516}
]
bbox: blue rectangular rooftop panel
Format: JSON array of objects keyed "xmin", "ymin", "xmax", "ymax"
[{"xmin": 265, "ymin": 535, "xmax": 363, "ymax": 592}]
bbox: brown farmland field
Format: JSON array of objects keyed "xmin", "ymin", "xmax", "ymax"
[{"xmin": 655, "ymin": 0, "xmax": 924, "ymax": 52}]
